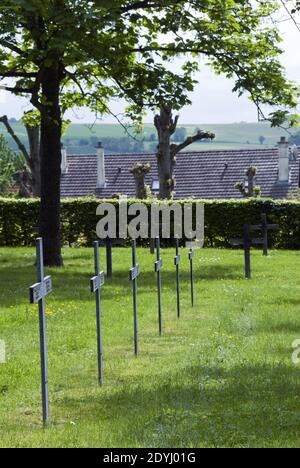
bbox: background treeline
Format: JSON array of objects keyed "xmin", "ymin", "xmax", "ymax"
[{"xmin": 0, "ymin": 197, "xmax": 300, "ymax": 249}]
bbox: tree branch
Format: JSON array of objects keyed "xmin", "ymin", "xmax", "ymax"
[
  {"xmin": 0, "ymin": 115, "xmax": 31, "ymax": 165},
  {"xmin": 171, "ymin": 130, "xmax": 215, "ymax": 156},
  {"xmin": 0, "ymin": 39, "xmax": 26, "ymax": 56},
  {"xmin": 0, "ymin": 85, "xmax": 33, "ymax": 93},
  {"xmin": 105, "ymin": 1, "xmax": 182, "ymax": 17},
  {"xmin": 0, "ymin": 71, "xmax": 37, "ymax": 78},
  {"xmin": 30, "ymin": 68, "xmax": 46, "ymax": 113}
]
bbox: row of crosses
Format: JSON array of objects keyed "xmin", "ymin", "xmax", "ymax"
[{"xmin": 29, "ymin": 237, "xmax": 196, "ymax": 425}]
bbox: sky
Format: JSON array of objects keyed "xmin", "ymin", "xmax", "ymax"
[{"xmin": 0, "ymin": 10, "xmax": 299, "ymax": 125}]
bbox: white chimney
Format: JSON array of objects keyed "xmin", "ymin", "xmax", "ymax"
[
  {"xmin": 96, "ymin": 142, "xmax": 106, "ymax": 188},
  {"xmin": 61, "ymin": 144, "xmax": 68, "ymax": 174},
  {"xmin": 278, "ymin": 136, "xmax": 289, "ymax": 182}
]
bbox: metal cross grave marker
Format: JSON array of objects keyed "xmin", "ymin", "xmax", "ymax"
[
  {"xmin": 155, "ymin": 237, "xmax": 163, "ymax": 336},
  {"xmin": 29, "ymin": 238, "xmax": 52, "ymax": 425},
  {"xmin": 189, "ymin": 243, "xmax": 195, "ymax": 307},
  {"xmin": 250, "ymin": 213, "xmax": 279, "ymax": 257},
  {"xmin": 174, "ymin": 238, "xmax": 181, "ymax": 319},
  {"xmin": 230, "ymin": 214, "xmax": 279, "ymax": 279},
  {"xmin": 129, "ymin": 240, "xmax": 140, "ymax": 356},
  {"xmin": 230, "ymin": 225, "xmax": 254, "ymax": 279},
  {"xmin": 150, "ymin": 238, "xmax": 155, "ymax": 255},
  {"xmin": 90, "ymin": 241, "xmax": 105, "ymax": 386},
  {"xmin": 244, "ymin": 224, "xmax": 252, "ymax": 280},
  {"xmin": 99, "ymin": 238, "xmax": 125, "ymax": 278}
]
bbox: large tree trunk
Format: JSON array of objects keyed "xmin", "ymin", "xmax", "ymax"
[
  {"xmin": 154, "ymin": 106, "xmax": 215, "ymax": 199},
  {"xmin": 25, "ymin": 123, "xmax": 41, "ymax": 197},
  {"xmin": 154, "ymin": 106, "xmax": 178, "ymax": 199},
  {"xmin": 39, "ymin": 65, "xmax": 63, "ymax": 267}
]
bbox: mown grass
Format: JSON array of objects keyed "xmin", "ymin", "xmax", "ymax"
[{"xmin": 0, "ymin": 247, "xmax": 300, "ymax": 448}]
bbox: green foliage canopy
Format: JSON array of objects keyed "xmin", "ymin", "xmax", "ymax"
[{"xmin": 0, "ymin": 0, "xmax": 298, "ymax": 125}]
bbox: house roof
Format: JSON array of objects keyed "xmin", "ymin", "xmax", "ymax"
[{"xmin": 60, "ymin": 148, "xmax": 300, "ymax": 199}]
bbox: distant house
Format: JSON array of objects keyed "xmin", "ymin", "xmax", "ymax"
[{"xmin": 60, "ymin": 137, "xmax": 300, "ymax": 200}]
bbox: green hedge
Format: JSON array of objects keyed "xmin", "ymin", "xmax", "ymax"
[{"xmin": 0, "ymin": 197, "xmax": 300, "ymax": 249}]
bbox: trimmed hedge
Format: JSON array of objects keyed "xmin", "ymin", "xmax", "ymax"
[{"xmin": 0, "ymin": 197, "xmax": 300, "ymax": 249}]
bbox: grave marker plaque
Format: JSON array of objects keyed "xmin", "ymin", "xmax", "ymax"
[
  {"xmin": 90, "ymin": 241, "xmax": 105, "ymax": 385},
  {"xmin": 174, "ymin": 238, "xmax": 181, "ymax": 319},
  {"xmin": 155, "ymin": 237, "xmax": 163, "ymax": 336},
  {"xmin": 29, "ymin": 238, "xmax": 52, "ymax": 424},
  {"xmin": 129, "ymin": 240, "xmax": 140, "ymax": 356}
]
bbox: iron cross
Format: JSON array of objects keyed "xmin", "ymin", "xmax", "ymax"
[
  {"xmin": 189, "ymin": 243, "xmax": 195, "ymax": 307},
  {"xmin": 90, "ymin": 241, "xmax": 105, "ymax": 386},
  {"xmin": 155, "ymin": 237, "xmax": 163, "ymax": 336},
  {"xmin": 29, "ymin": 238, "xmax": 52, "ymax": 425},
  {"xmin": 174, "ymin": 238, "xmax": 181, "ymax": 319},
  {"xmin": 250, "ymin": 213, "xmax": 279, "ymax": 257},
  {"xmin": 230, "ymin": 225, "xmax": 263, "ymax": 279},
  {"xmin": 129, "ymin": 240, "xmax": 140, "ymax": 356}
]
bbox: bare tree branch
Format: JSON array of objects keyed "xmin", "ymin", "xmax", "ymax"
[
  {"xmin": 171, "ymin": 130, "xmax": 215, "ymax": 156},
  {"xmin": 0, "ymin": 115, "xmax": 31, "ymax": 165}
]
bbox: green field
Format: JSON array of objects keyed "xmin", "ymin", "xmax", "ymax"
[
  {"xmin": 0, "ymin": 247, "xmax": 300, "ymax": 448},
  {"xmin": 0, "ymin": 121, "xmax": 288, "ymax": 153}
]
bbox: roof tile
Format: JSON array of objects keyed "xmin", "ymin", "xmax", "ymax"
[{"xmin": 60, "ymin": 149, "xmax": 300, "ymax": 199}]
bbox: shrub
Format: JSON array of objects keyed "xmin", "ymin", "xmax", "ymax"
[{"xmin": 0, "ymin": 197, "xmax": 299, "ymax": 249}]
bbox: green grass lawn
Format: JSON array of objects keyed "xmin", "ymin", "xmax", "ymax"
[{"xmin": 0, "ymin": 247, "xmax": 300, "ymax": 448}]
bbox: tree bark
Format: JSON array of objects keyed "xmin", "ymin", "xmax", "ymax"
[
  {"xmin": 25, "ymin": 122, "xmax": 41, "ymax": 197},
  {"xmin": 154, "ymin": 106, "xmax": 215, "ymax": 199},
  {"xmin": 130, "ymin": 163, "xmax": 151, "ymax": 199},
  {"xmin": 154, "ymin": 106, "xmax": 178, "ymax": 199},
  {"xmin": 39, "ymin": 65, "xmax": 63, "ymax": 266}
]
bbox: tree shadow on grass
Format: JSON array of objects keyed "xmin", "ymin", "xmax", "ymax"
[
  {"xmin": 0, "ymin": 261, "xmax": 241, "ymax": 307},
  {"xmin": 256, "ymin": 321, "xmax": 300, "ymax": 335},
  {"xmin": 267, "ymin": 297, "xmax": 300, "ymax": 307},
  {"xmin": 54, "ymin": 361, "xmax": 300, "ymax": 447}
]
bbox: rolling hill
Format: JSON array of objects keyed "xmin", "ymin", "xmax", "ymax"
[{"xmin": 0, "ymin": 121, "xmax": 291, "ymax": 155}]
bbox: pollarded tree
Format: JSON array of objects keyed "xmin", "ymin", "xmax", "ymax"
[
  {"xmin": 235, "ymin": 167, "xmax": 261, "ymax": 198},
  {"xmin": 0, "ymin": 1, "xmax": 298, "ymax": 261},
  {"xmin": 129, "ymin": 163, "xmax": 152, "ymax": 199},
  {"xmin": 154, "ymin": 106, "xmax": 215, "ymax": 198}
]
